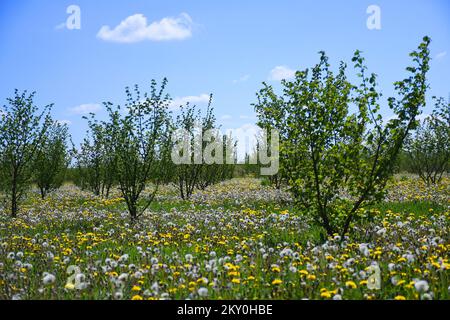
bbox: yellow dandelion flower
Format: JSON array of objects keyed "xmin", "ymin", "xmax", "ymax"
[
  {"xmin": 307, "ymin": 274, "xmax": 316, "ymax": 281},
  {"xmin": 65, "ymin": 282, "xmax": 75, "ymax": 290},
  {"xmin": 299, "ymin": 270, "xmax": 309, "ymax": 276},
  {"xmin": 396, "ymin": 280, "xmax": 406, "ymax": 286},
  {"xmin": 271, "ymin": 279, "xmax": 282, "ymax": 285},
  {"xmin": 271, "ymin": 266, "xmax": 281, "ymax": 273}
]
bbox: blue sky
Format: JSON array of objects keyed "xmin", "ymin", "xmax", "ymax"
[{"xmin": 0, "ymin": 0, "xmax": 449, "ymax": 153}]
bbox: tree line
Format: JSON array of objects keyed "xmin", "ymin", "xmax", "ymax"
[{"xmin": 0, "ymin": 83, "xmax": 235, "ymax": 219}]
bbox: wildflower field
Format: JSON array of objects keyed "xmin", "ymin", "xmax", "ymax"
[{"xmin": 0, "ymin": 176, "xmax": 448, "ymax": 300}]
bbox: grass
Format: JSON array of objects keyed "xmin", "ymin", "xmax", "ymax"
[{"xmin": 0, "ymin": 177, "xmax": 448, "ymax": 300}]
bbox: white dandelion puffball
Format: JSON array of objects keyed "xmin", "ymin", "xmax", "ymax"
[
  {"xmin": 198, "ymin": 287, "xmax": 208, "ymax": 297},
  {"xmin": 42, "ymin": 273, "xmax": 56, "ymax": 285},
  {"xmin": 414, "ymin": 280, "xmax": 429, "ymax": 293}
]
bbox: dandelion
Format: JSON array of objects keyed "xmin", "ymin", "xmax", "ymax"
[
  {"xmin": 198, "ymin": 287, "xmax": 208, "ymax": 297},
  {"xmin": 131, "ymin": 285, "xmax": 141, "ymax": 292},
  {"xmin": 114, "ymin": 291, "xmax": 123, "ymax": 300},
  {"xmin": 359, "ymin": 244, "xmax": 370, "ymax": 257},
  {"xmin": 131, "ymin": 295, "xmax": 143, "ymax": 300},
  {"xmin": 271, "ymin": 264, "xmax": 281, "ymax": 273},
  {"xmin": 299, "ymin": 270, "xmax": 309, "ymax": 276},
  {"xmin": 151, "ymin": 282, "xmax": 159, "ymax": 292},
  {"xmin": 307, "ymin": 274, "xmax": 316, "ymax": 281},
  {"xmin": 46, "ymin": 252, "xmax": 54, "ymax": 262},
  {"xmin": 394, "ymin": 295, "xmax": 406, "ymax": 300},
  {"xmin": 197, "ymin": 277, "xmax": 208, "ymax": 285},
  {"xmin": 150, "ymin": 257, "xmax": 159, "ymax": 264},
  {"xmin": 118, "ymin": 273, "xmax": 128, "ymax": 282},
  {"xmin": 405, "ymin": 254, "xmax": 415, "ymax": 263},
  {"xmin": 65, "ymin": 282, "xmax": 75, "ymax": 290},
  {"xmin": 143, "ymin": 289, "xmax": 152, "ymax": 297},
  {"xmin": 42, "ymin": 273, "xmax": 56, "ymax": 285},
  {"xmin": 271, "ymin": 279, "xmax": 282, "ymax": 285},
  {"xmin": 414, "ymin": 280, "xmax": 429, "ymax": 293},
  {"xmin": 345, "ymin": 281, "xmax": 357, "ymax": 289},
  {"xmin": 161, "ymin": 293, "xmax": 170, "ymax": 299},
  {"xmin": 421, "ymin": 293, "xmax": 432, "ymax": 300},
  {"xmin": 391, "ymin": 276, "xmax": 400, "ymax": 285}
]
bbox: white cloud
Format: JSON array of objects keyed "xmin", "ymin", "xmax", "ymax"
[
  {"xmin": 269, "ymin": 65, "xmax": 296, "ymax": 81},
  {"xmin": 168, "ymin": 94, "xmax": 210, "ymax": 110},
  {"xmin": 239, "ymin": 114, "xmax": 256, "ymax": 120},
  {"xmin": 69, "ymin": 103, "xmax": 102, "ymax": 115},
  {"xmin": 435, "ymin": 51, "xmax": 447, "ymax": 60},
  {"xmin": 97, "ymin": 13, "xmax": 193, "ymax": 43},
  {"xmin": 233, "ymin": 74, "xmax": 250, "ymax": 84}
]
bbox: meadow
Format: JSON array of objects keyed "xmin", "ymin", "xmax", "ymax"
[{"xmin": 0, "ymin": 176, "xmax": 448, "ymax": 300}]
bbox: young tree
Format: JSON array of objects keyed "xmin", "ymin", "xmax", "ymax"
[
  {"xmin": 74, "ymin": 115, "xmax": 117, "ymax": 198},
  {"xmin": 255, "ymin": 130, "xmax": 283, "ymax": 188},
  {"xmin": 104, "ymin": 80, "xmax": 172, "ymax": 220},
  {"xmin": 404, "ymin": 96, "xmax": 450, "ymax": 184},
  {"xmin": 172, "ymin": 97, "xmax": 217, "ymax": 199},
  {"xmin": 254, "ymin": 37, "xmax": 431, "ymax": 237},
  {"xmin": 196, "ymin": 134, "xmax": 236, "ymax": 190},
  {"xmin": 0, "ymin": 90, "xmax": 52, "ymax": 217},
  {"xmin": 34, "ymin": 121, "xmax": 71, "ymax": 199}
]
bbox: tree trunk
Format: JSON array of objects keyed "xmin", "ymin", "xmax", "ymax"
[
  {"xmin": 40, "ymin": 187, "xmax": 46, "ymax": 199},
  {"xmin": 11, "ymin": 188, "xmax": 17, "ymax": 218},
  {"xmin": 129, "ymin": 203, "xmax": 137, "ymax": 222}
]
